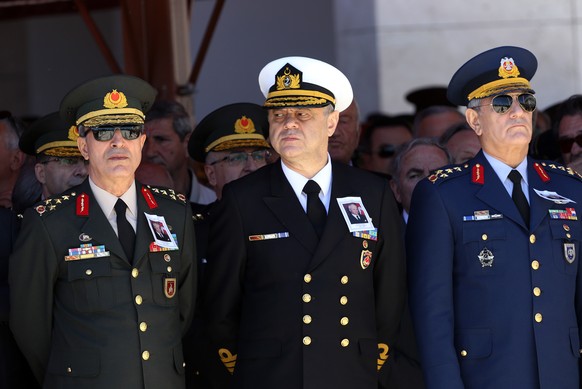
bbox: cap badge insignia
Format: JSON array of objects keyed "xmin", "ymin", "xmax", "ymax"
[
  {"xmin": 498, "ymin": 57, "xmax": 520, "ymax": 79},
  {"xmin": 478, "ymin": 247, "xmax": 494, "ymax": 267},
  {"xmin": 234, "ymin": 115, "xmax": 256, "ymax": 134},
  {"xmin": 103, "ymin": 89, "xmax": 128, "ymax": 109},
  {"xmin": 276, "ymin": 66, "xmax": 301, "ymax": 90},
  {"xmin": 68, "ymin": 125, "xmax": 79, "ymax": 141}
]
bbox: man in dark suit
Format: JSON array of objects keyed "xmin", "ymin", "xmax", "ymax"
[
  {"xmin": 152, "ymin": 221, "xmax": 172, "ymax": 242},
  {"xmin": 346, "ymin": 202, "xmax": 368, "ymax": 224},
  {"xmin": 9, "ymin": 75, "xmax": 195, "ymax": 388},
  {"xmin": 202, "ymin": 56, "xmax": 406, "ymax": 389},
  {"xmin": 183, "ymin": 102, "xmax": 272, "ymax": 389},
  {"xmin": 407, "ymin": 46, "xmax": 582, "ymax": 388}
]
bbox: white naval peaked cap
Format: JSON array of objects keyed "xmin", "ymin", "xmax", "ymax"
[{"xmin": 258, "ymin": 56, "xmax": 353, "ymax": 112}]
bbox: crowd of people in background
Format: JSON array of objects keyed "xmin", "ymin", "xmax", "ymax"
[{"xmin": 1, "ymin": 46, "xmax": 582, "ymax": 389}]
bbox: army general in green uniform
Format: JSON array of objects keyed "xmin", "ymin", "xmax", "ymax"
[{"xmin": 9, "ymin": 75, "xmax": 196, "ymax": 388}]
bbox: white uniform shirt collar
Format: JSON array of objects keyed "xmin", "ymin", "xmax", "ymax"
[
  {"xmin": 483, "ymin": 150, "xmax": 529, "ymax": 202},
  {"xmin": 281, "ymin": 155, "xmax": 333, "ymax": 212},
  {"xmin": 89, "ymin": 177, "xmax": 138, "ymax": 233}
]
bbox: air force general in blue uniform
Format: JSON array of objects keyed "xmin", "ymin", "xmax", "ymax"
[{"xmin": 407, "ymin": 46, "xmax": 582, "ymax": 388}]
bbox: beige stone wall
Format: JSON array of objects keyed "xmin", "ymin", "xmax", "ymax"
[{"xmin": 337, "ymin": 0, "xmax": 582, "ymax": 117}]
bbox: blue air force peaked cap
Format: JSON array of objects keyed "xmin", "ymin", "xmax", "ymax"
[
  {"xmin": 447, "ymin": 46, "xmax": 537, "ymax": 106},
  {"xmin": 258, "ymin": 56, "xmax": 353, "ymax": 112}
]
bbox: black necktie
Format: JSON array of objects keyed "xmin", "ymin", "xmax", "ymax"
[
  {"xmin": 115, "ymin": 199, "xmax": 136, "ymax": 261},
  {"xmin": 508, "ymin": 170, "xmax": 530, "ymax": 226},
  {"xmin": 303, "ymin": 180, "xmax": 327, "ymax": 238}
]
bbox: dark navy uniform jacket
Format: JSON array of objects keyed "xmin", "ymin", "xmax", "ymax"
[
  {"xmin": 202, "ymin": 161, "xmax": 407, "ymax": 389},
  {"xmin": 9, "ymin": 179, "xmax": 196, "ymax": 389},
  {"xmin": 407, "ymin": 150, "xmax": 582, "ymax": 388}
]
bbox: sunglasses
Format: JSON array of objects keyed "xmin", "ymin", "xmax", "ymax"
[
  {"xmin": 209, "ymin": 150, "xmax": 271, "ymax": 166},
  {"xmin": 473, "ymin": 93, "xmax": 537, "ymax": 114},
  {"xmin": 40, "ymin": 157, "xmax": 88, "ymax": 166},
  {"xmin": 80, "ymin": 125, "xmax": 144, "ymax": 141},
  {"xmin": 558, "ymin": 134, "xmax": 582, "ymax": 154}
]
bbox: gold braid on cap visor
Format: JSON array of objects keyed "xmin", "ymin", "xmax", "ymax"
[
  {"xmin": 81, "ymin": 113, "xmax": 145, "ymax": 128},
  {"xmin": 205, "ymin": 134, "xmax": 269, "ymax": 153},
  {"xmin": 468, "ymin": 77, "xmax": 531, "ymax": 101},
  {"xmin": 41, "ymin": 146, "xmax": 82, "ymax": 157}
]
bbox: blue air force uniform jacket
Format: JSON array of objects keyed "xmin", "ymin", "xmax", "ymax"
[
  {"xmin": 9, "ymin": 179, "xmax": 196, "ymax": 389},
  {"xmin": 407, "ymin": 150, "xmax": 582, "ymax": 388},
  {"xmin": 201, "ymin": 161, "xmax": 407, "ymax": 389}
]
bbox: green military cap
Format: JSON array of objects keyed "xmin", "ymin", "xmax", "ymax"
[
  {"xmin": 19, "ymin": 112, "xmax": 81, "ymax": 157},
  {"xmin": 188, "ymin": 103, "xmax": 270, "ymax": 162},
  {"xmin": 60, "ymin": 74, "xmax": 157, "ymax": 128}
]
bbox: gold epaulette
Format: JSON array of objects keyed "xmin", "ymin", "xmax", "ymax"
[
  {"xmin": 540, "ymin": 162, "xmax": 582, "ymax": 181},
  {"xmin": 427, "ymin": 165, "xmax": 468, "ymax": 184},
  {"xmin": 34, "ymin": 192, "xmax": 76, "ymax": 216},
  {"xmin": 147, "ymin": 186, "xmax": 187, "ymax": 204}
]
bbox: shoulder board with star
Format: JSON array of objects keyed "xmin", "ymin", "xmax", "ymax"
[
  {"xmin": 538, "ymin": 161, "xmax": 582, "ymax": 182},
  {"xmin": 145, "ymin": 185, "xmax": 188, "ymax": 205},
  {"xmin": 427, "ymin": 164, "xmax": 470, "ymax": 185},
  {"xmin": 34, "ymin": 191, "xmax": 77, "ymax": 216}
]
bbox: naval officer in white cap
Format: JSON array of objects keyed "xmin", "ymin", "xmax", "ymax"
[{"xmin": 201, "ymin": 56, "xmax": 407, "ymax": 389}]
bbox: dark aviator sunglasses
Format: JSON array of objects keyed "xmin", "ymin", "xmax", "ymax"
[
  {"xmin": 472, "ymin": 93, "xmax": 537, "ymax": 114},
  {"xmin": 80, "ymin": 124, "xmax": 144, "ymax": 141}
]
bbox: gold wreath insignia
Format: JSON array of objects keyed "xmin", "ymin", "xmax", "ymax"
[
  {"xmin": 234, "ymin": 116, "xmax": 256, "ymax": 134},
  {"xmin": 103, "ymin": 89, "xmax": 128, "ymax": 109}
]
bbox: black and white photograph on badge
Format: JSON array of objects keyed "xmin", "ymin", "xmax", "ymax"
[
  {"xmin": 337, "ymin": 196, "xmax": 374, "ymax": 232},
  {"xmin": 145, "ymin": 212, "xmax": 179, "ymax": 249}
]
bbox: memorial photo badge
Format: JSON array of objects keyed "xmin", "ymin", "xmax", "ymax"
[
  {"xmin": 337, "ymin": 196, "xmax": 375, "ymax": 232},
  {"xmin": 145, "ymin": 212, "xmax": 179, "ymax": 250}
]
